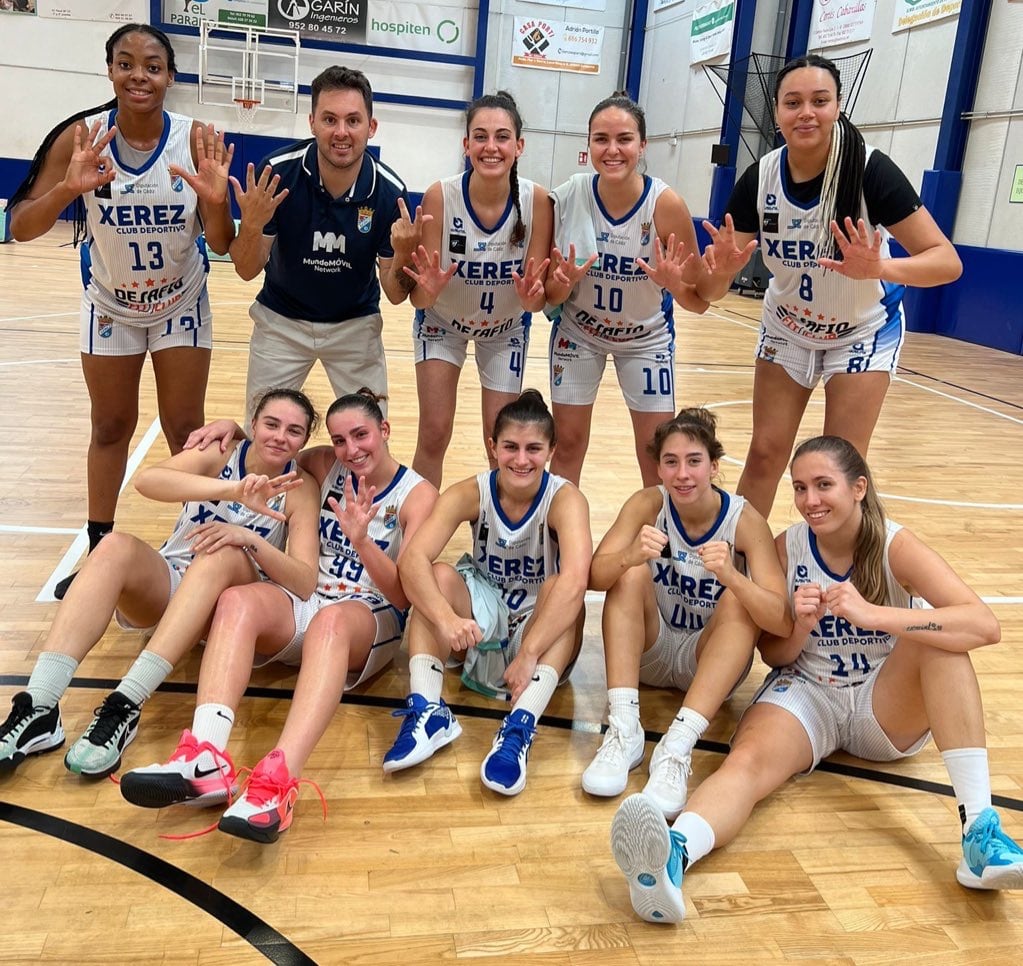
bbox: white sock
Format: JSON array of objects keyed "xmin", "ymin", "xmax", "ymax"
[
  {"xmin": 191, "ymin": 703, "xmax": 236, "ymax": 750},
  {"xmin": 409, "ymin": 653, "xmax": 444, "ymax": 704},
  {"xmin": 511, "ymin": 664, "xmax": 559, "ymax": 720},
  {"xmin": 116, "ymin": 651, "xmax": 173, "ymax": 707},
  {"xmin": 664, "ymin": 707, "xmax": 710, "ymax": 757},
  {"xmin": 608, "ymin": 687, "xmax": 641, "ymax": 731},
  {"xmin": 671, "ymin": 811, "xmax": 715, "ymax": 866},
  {"xmin": 942, "ymin": 747, "xmax": 992, "ymax": 831},
  {"xmin": 26, "ymin": 652, "xmax": 78, "ymax": 707}
]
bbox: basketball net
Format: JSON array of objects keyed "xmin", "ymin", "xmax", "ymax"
[{"xmin": 233, "ymin": 97, "xmax": 261, "ymax": 131}]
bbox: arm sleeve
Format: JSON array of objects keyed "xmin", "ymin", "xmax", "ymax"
[
  {"xmin": 724, "ymin": 162, "xmax": 761, "ymax": 234},
  {"xmin": 863, "ymin": 151, "xmax": 922, "ymax": 228}
]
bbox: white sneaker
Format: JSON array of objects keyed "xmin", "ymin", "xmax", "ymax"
[
  {"xmin": 643, "ymin": 736, "xmax": 692, "ymax": 820},
  {"xmin": 581, "ymin": 716, "xmax": 645, "ymax": 797}
]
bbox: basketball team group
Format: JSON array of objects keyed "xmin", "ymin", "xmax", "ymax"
[{"xmin": 3, "ymin": 22, "xmax": 1020, "ymax": 925}]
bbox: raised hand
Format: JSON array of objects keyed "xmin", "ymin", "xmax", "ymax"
[
  {"xmin": 228, "ymin": 163, "xmax": 289, "ymax": 232},
  {"xmin": 697, "ymin": 539, "xmax": 737, "ymax": 584},
  {"xmin": 550, "ymin": 244, "xmax": 598, "ymax": 290},
  {"xmin": 792, "ymin": 582, "xmax": 826, "ymax": 629},
  {"xmin": 235, "ymin": 470, "xmax": 303, "ymax": 520},
  {"xmin": 512, "ymin": 256, "xmax": 551, "ymax": 304},
  {"xmin": 824, "ymin": 580, "xmax": 877, "ymax": 628},
  {"xmin": 171, "ymin": 124, "xmax": 234, "ymax": 205},
  {"xmin": 630, "ymin": 524, "xmax": 669, "ymax": 566},
  {"xmin": 391, "ymin": 197, "xmax": 431, "ymax": 256},
  {"xmin": 327, "ymin": 473, "xmax": 379, "ymax": 546},
  {"xmin": 701, "ymin": 213, "xmax": 758, "ymax": 277},
  {"xmin": 402, "ymin": 244, "xmax": 457, "ymax": 300},
  {"xmin": 817, "ymin": 217, "xmax": 884, "ymax": 279},
  {"xmin": 62, "ymin": 120, "xmax": 117, "ymax": 198},
  {"xmin": 637, "ymin": 233, "xmax": 695, "ymax": 289}
]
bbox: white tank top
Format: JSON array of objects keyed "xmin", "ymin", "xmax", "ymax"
[
  {"xmin": 316, "ymin": 461, "xmax": 426, "ymax": 600},
  {"xmin": 649, "ymin": 486, "xmax": 745, "ymax": 634},
  {"xmin": 159, "ymin": 441, "xmax": 292, "ymax": 572},
  {"xmin": 469, "ymin": 469, "xmax": 567, "ymax": 625},
  {"xmin": 758, "ymin": 145, "xmax": 904, "ymax": 347},
  {"xmin": 784, "ymin": 519, "xmax": 919, "ymax": 685},
  {"xmin": 80, "ymin": 109, "xmax": 207, "ymax": 325},
  {"xmin": 417, "ymin": 171, "xmax": 535, "ymax": 341},
  {"xmin": 552, "ymin": 172, "xmax": 673, "ymax": 349}
]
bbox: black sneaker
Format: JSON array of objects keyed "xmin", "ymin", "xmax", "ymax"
[
  {"xmin": 64, "ymin": 692, "xmax": 141, "ymax": 778},
  {"xmin": 53, "ymin": 571, "xmax": 79, "ymax": 600},
  {"xmin": 0, "ymin": 692, "xmax": 65, "ymax": 772}
]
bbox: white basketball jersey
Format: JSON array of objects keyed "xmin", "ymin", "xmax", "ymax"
[
  {"xmin": 316, "ymin": 462, "xmax": 426, "ymax": 600},
  {"xmin": 553, "ymin": 173, "xmax": 673, "ymax": 349},
  {"xmin": 758, "ymin": 146, "xmax": 903, "ymax": 348},
  {"xmin": 419, "ymin": 172, "xmax": 534, "ymax": 340},
  {"xmin": 649, "ymin": 487, "xmax": 745, "ymax": 634},
  {"xmin": 159, "ymin": 442, "xmax": 292, "ymax": 572},
  {"xmin": 80, "ymin": 110, "xmax": 207, "ymax": 326},
  {"xmin": 785, "ymin": 520, "xmax": 919, "ymax": 685},
  {"xmin": 470, "ymin": 469, "xmax": 567, "ymax": 626}
]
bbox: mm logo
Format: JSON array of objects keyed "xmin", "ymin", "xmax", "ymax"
[{"xmin": 313, "ymin": 231, "xmax": 346, "ymax": 253}]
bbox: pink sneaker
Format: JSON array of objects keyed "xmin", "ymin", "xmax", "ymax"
[
  {"xmin": 120, "ymin": 729, "xmax": 237, "ymax": 809},
  {"xmin": 217, "ymin": 749, "xmax": 327, "ymax": 844}
]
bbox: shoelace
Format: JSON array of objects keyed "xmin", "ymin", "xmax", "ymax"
[
  {"xmin": 652, "ymin": 751, "xmax": 692, "ymax": 792},
  {"xmin": 390, "ymin": 701, "xmax": 438, "ymax": 737},
  {"xmin": 596, "ymin": 727, "xmax": 634, "ymax": 766},
  {"xmin": 1, "ymin": 694, "xmax": 37, "ymax": 737},
  {"xmin": 84, "ymin": 697, "xmax": 134, "ymax": 747},
  {"xmin": 161, "ymin": 764, "xmax": 328, "ymax": 841},
  {"xmin": 493, "ymin": 718, "xmax": 535, "ymax": 763}
]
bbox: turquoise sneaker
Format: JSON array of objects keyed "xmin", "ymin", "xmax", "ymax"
[
  {"xmin": 611, "ymin": 793, "xmax": 688, "ymax": 923},
  {"xmin": 957, "ymin": 807, "xmax": 1023, "ymax": 889}
]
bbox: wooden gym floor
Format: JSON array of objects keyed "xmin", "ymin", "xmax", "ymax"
[{"xmin": 1, "ymin": 226, "xmax": 1022, "ymax": 964}]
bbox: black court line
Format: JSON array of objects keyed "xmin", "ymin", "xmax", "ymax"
[
  {"xmin": 3, "ymin": 674, "xmax": 1021, "ymax": 812},
  {"xmin": 895, "ymin": 365, "xmax": 1023, "ymax": 413},
  {"xmin": 0, "ymin": 800, "xmax": 315, "ymax": 966}
]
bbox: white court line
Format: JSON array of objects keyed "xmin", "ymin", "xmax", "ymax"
[
  {"xmin": 0, "ymin": 525, "xmax": 81, "ymax": 535},
  {"xmin": 893, "ymin": 375, "xmax": 1023, "ymax": 426},
  {"xmin": 0, "ymin": 358, "xmax": 79, "ymax": 368},
  {"xmin": 0, "ymin": 311, "xmax": 77, "ymax": 323},
  {"xmin": 35, "ymin": 417, "xmax": 163, "ymax": 603},
  {"xmin": 704, "ymin": 308, "xmax": 760, "ymax": 331}
]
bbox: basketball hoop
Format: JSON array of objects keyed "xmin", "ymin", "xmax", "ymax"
[{"xmin": 233, "ymin": 97, "xmax": 262, "ymax": 130}]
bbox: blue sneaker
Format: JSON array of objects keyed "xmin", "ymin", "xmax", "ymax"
[
  {"xmin": 382, "ymin": 694, "xmax": 461, "ymax": 774},
  {"xmin": 611, "ymin": 793, "xmax": 688, "ymax": 923},
  {"xmin": 480, "ymin": 709, "xmax": 536, "ymax": 796},
  {"xmin": 957, "ymin": 807, "xmax": 1023, "ymax": 890}
]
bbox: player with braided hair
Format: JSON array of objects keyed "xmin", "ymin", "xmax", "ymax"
[
  {"xmin": 7, "ymin": 23, "xmax": 235, "ymax": 598},
  {"xmin": 403, "ymin": 91, "xmax": 553, "ymax": 487},
  {"xmin": 700, "ymin": 54, "xmax": 961, "ymax": 519}
]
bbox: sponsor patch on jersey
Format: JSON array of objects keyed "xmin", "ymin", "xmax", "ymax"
[
  {"xmin": 762, "ymin": 212, "xmax": 779, "ymax": 233},
  {"xmin": 449, "ymin": 233, "xmax": 466, "ymax": 254},
  {"xmin": 94, "ymin": 181, "xmax": 112, "ymax": 200},
  {"xmin": 171, "ymin": 176, "xmax": 185, "ymax": 193},
  {"xmin": 771, "ymin": 675, "xmax": 793, "ymax": 693},
  {"xmin": 98, "ymin": 315, "xmax": 114, "ymax": 339},
  {"xmin": 640, "ymin": 221, "xmax": 651, "ymax": 246},
  {"xmin": 765, "ymin": 193, "xmax": 778, "ymax": 208},
  {"xmin": 383, "ymin": 504, "xmax": 398, "ymax": 530},
  {"xmin": 357, "ymin": 207, "xmax": 374, "ymax": 233},
  {"xmin": 553, "ymin": 364, "xmax": 564, "ymax": 386}
]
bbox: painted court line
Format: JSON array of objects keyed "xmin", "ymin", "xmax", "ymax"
[{"xmin": 36, "ymin": 417, "xmax": 163, "ymax": 603}]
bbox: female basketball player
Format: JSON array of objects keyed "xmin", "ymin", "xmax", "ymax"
[
  {"xmin": 7, "ymin": 23, "xmax": 236, "ymax": 598},
  {"xmin": 700, "ymin": 54, "xmax": 961, "ymax": 518},
  {"xmin": 545, "ymin": 93, "xmax": 717, "ymax": 487},
  {"xmin": 382, "ymin": 390, "xmax": 591, "ymax": 796},
  {"xmin": 0, "ymin": 389, "xmax": 320, "ymax": 780},
  {"xmin": 611, "ymin": 435, "xmax": 1023, "ymax": 924},
  {"xmin": 583, "ymin": 408, "xmax": 790, "ymax": 817},
  {"xmin": 119, "ymin": 390, "xmax": 437, "ymax": 844},
  {"xmin": 402, "ymin": 91, "xmax": 553, "ymax": 487}
]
